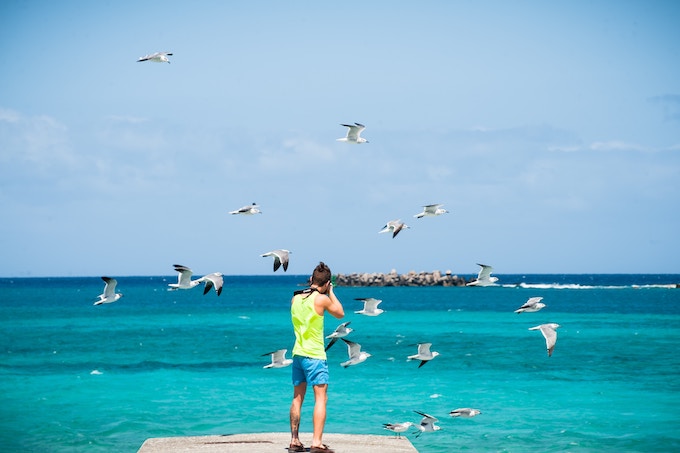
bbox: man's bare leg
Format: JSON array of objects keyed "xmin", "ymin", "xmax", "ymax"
[
  {"xmin": 311, "ymin": 384, "xmax": 328, "ymax": 447},
  {"xmin": 290, "ymin": 383, "xmax": 306, "ymax": 448}
]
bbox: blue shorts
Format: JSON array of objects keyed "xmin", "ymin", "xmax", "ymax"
[{"xmin": 292, "ymin": 356, "xmax": 329, "ymax": 386}]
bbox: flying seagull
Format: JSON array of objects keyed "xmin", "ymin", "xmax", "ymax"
[
  {"xmin": 383, "ymin": 422, "xmax": 415, "ymax": 438},
  {"xmin": 414, "ymin": 203, "xmax": 448, "ymax": 218},
  {"xmin": 379, "ymin": 219, "xmax": 410, "ymax": 238},
  {"xmin": 197, "ymin": 272, "xmax": 224, "ymax": 296},
  {"xmin": 449, "ymin": 408, "xmax": 482, "ymax": 418},
  {"xmin": 262, "ymin": 349, "xmax": 293, "ymax": 369},
  {"xmin": 137, "ymin": 51, "xmax": 173, "ymax": 63},
  {"xmin": 229, "ymin": 203, "xmax": 261, "ymax": 215},
  {"xmin": 354, "ymin": 297, "xmax": 384, "ymax": 316},
  {"xmin": 529, "ymin": 323, "xmax": 561, "ymax": 357},
  {"xmin": 167, "ymin": 264, "xmax": 202, "ymax": 291},
  {"xmin": 407, "ymin": 342, "xmax": 440, "ymax": 368},
  {"xmin": 340, "ymin": 338, "xmax": 371, "ymax": 368},
  {"xmin": 94, "ymin": 277, "xmax": 123, "ymax": 305},
  {"xmin": 261, "ymin": 249, "xmax": 290, "ymax": 272},
  {"xmin": 515, "ymin": 296, "xmax": 546, "ymax": 313},
  {"xmin": 413, "ymin": 411, "xmax": 441, "ymax": 437},
  {"xmin": 466, "ymin": 263, "xmax": 499, "ymax": 286},
  {"xmin": 337, "ymin": 122, "xmax": 368, "ymax": 144},
  {"xmin": 168, "ymin": 265, "xmax": 222, "ymax": 296},
  {"xmin": 325, "ymin": 321, "xmax": 353, "ymax": 351}
]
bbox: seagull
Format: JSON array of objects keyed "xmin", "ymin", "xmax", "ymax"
[
  {"xmin": 229, "ymin": 203, "xmax": 261, "ymax": 215},
  {"xmin": 413, "ymin": 411, "xmax": 441, "ymax": 437},
  {"xmin": 529, "ymin": 323, "xmax": 561, "ymax": 357},
  {"xmin": 466, "ymin": 263, "xmax": 499, "ymax": 286},
  {"xmin": 262, "ymin": 349, "xmax": 293, "ymax": 369},
  {"xmin": 167, "ymin": 264, "xmax": 203, "ymax": 291},
  {"xmin": 168, "ymin": 265, "xmax": 222, "ymax": 295},
  {"xmin": 383, "ymin": 422, "xmax": 415, "ymax": 438},
  {"xmin": 407, "ymin": 343, "xmax": 440, "ymax": 368},
  {"xmin": 354, "ymin": 297, "xmax": 384, "ymax": 316},
  {"xmin": 414, "ymin": 204, "xmax": 448, "ymax": 218},
  {"xmin": 94, "ymin": 277, "xmax": 123, "ymax": 305},
  {"xmin": 337, "ymin": 122, "xmax": 368, "ymax": 144},
  {"xmin": 515, "ymin": 296, "xmax": 546, "ymax": 313},
  {"xmin": 137, "ymin": 51, "xmax": 173, "ymax": 63},
  {"xmin": 197, "ymin": 272, "xmax": 224, "ymax": 296},
  {"xmin": 261, "ymin": 249, "xmax": 291, "ymax": 272},
  {"xmin": 449, "ymin": 408, "xmax": 482, "ymax": 418},
  {"xmin": 325, "ymin": 321, "xmax": 353, "ymax": 351},
  {"xmin": 340, "ymin": 339, "xmax": 371, "ymax": 368},
  {"xmin": 379, "ymin": 219, "xmax": 410, "ymax": 238}
]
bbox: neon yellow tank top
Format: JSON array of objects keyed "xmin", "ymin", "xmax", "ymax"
[{"xmin": 291, "ymin": 292, "xmax": 326, "ymax": 359}]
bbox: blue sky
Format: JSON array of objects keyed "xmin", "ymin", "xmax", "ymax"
[{"xmin": 1, "ymin": 1, "xmax": 679, "ymax": 277}]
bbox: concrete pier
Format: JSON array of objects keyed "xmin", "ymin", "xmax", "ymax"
[{"xmin": 138, "ymin": 432, "xmax": 418, "ymax": 452}]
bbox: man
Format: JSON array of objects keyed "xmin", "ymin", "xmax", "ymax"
[{"xmin": 289, "ymin": 262, "xmax": 344, "ymax": 453}]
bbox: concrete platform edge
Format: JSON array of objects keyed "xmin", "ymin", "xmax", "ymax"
[{"xmin": 138, "ymin": 432, "xmax": 418, "ymax": 452}]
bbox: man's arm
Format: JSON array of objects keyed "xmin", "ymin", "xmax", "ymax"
[{"xmin": 316, "ymin": 285, "xmax": 344, "ymax": 319}]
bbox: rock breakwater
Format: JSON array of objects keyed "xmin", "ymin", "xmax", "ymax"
[{"xmin": 334, "ymin": 270, "xmax": 467, "ymax": 287}]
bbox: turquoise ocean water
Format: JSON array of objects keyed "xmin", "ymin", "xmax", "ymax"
[{"xmin": 1, "ymin": 274, "xmax": 679, "ymax": 453}]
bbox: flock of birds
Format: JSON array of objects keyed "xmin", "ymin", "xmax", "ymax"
[
  {"xmin": 125, "ymin": 50, "xmax": 562, "ymax": 442},
  {"xmin": 257, "ymin": 269, "xmax": 560, "ymax": 440}
]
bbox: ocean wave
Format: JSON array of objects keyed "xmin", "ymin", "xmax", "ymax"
[{"xmin": 505, "ymin": 282, "xmax": 679, "ymax": 290}]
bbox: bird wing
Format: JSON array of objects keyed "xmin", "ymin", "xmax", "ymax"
[
  {"xmin": 202, "ymin": 279, "xmax": 214, "ymax": 294},
  {"xmin": 365, "ymin": 298, "xmax": 382, "ymax": 311},
  {"xmin": 101, "ymin": 277, "xmax": 117, "ymax": 297},
  {"xmin": 392, "ymin": 222, "xmax": 407, "ymax": 238},
  {"xmin": 341, "ymin": 123, "xmax": 364, "ymax": 141},
  {"xmin": 275, "ymin": 250, "xmax": 290, "ymax": 271},
  {"xmin": 417, "ymin": 343, "xmax": 433, "ymax": 357},
  {"xmin": 526, "ymin": 296, "xmax": 543, "ymax": 305},
  {"xmin": 476, "ymin": 264, "xmax": 493, "ymax": 280},
  {"xmin": 174, "ymin": 265, "xmax": 193, "ymax": 285},
  {"xmin": 424, "ymin": 204, "xmax": 441, "ymax": 214},
  {"xmin": 200, "ymin": 273, "xmax": 223, "ymax": 295},
  {"xmin": 342, "ymin": 339, "xmax": 361, "ymax": 358},
  {"xmin": 138, "ymin": 52, "xmax": 161, "ymax": 61},
  {"xmin": 540, "ymin": 325, "xmax": 558, "ymax": 356},
  {"xmin": 272, "ymin": 349, "xmax": 287, "ymax": 362},
  {"xmin": 518, "ymin": 297, "xmax": 542, "ymax": 310}
]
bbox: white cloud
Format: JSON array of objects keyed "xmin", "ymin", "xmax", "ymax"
[
  {"xmin": 589, "ymin": 140, "xmax": 647, "ymax": 152},
  {"xmin": 0, "ymin": 107, "xmax": 75, "ymax": 169},
  {"xmin": 257, "ymin": 137, "xmax": 335, "ymax": 172}
]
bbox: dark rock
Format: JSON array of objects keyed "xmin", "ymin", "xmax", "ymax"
[{"xmin": 334, "ymin": 270, "xmax": 468, "ymax": 287}]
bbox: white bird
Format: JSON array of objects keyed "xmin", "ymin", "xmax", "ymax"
[
  {"xmin": 449, "ymin": 408, "xmax": 482, "ymax": 418},
  {"xmin": 414, "ymin": 203, "xmax": 448, "ymax": 218},
  {"xmin": 337, "ymin": 122, "xmax": 368, "ymax": 144},
  {"xmin": 413, "ymin": 411, "xmax": 441, "ymax": 437},
  {"xmin": 529, "ymin": 323, "xmax": 561, "ymax": 357},
  {"xmin": 466, "ymin": 263, "xmax": 499, "ymax": 286},
  {"xmin": 262, "ymin": 349, "xmax": 293, "ymax": 369},
  {"xmin": 354, "ymin": 297, "xmax": 384, "ymax": 316},
  {"xmin": 197, "ymin": 272, "xmax": 224, "ymax": 296},
  {"xmin": 407, "ymin": 343, "xmax": 440, "ymax": 368},
  {"xmin": 229, "ymin": 203, "xmax": 261, "ymax": 215},
  {"xmin": 379, "ymin": 219, "xmax": 410, "ymax": 238},
  {"xmin": 168, "ymin": 264, "xmax": 202, "ymax": 291},
  {"xmin": 94, "ymin": 277, "xmax": 123, "ymax": 305},
  {"xmin": 137, "ymin": 51, "xmax": 173, "ymax": 63},
  {"xmin": 168, "ymin": 265, "xmax": 222, "ymax": 296},
  {"xmin": 325, "ymin": 321, "xmax": 353, "ymax": 351},
  {"xmin": 515, "ymin": 296, "xmax": 546, "ymax": 313},
  {"xmin": 383, "ymin": 422, "xmax": 415, "ymax": 438},
  {"xmin": 340, "ymin": 339, "xmax": 371, "ymax": 368},
  {"xmin": 261, "ymin": 249, "xmax": 291, "ymax": 272}
]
